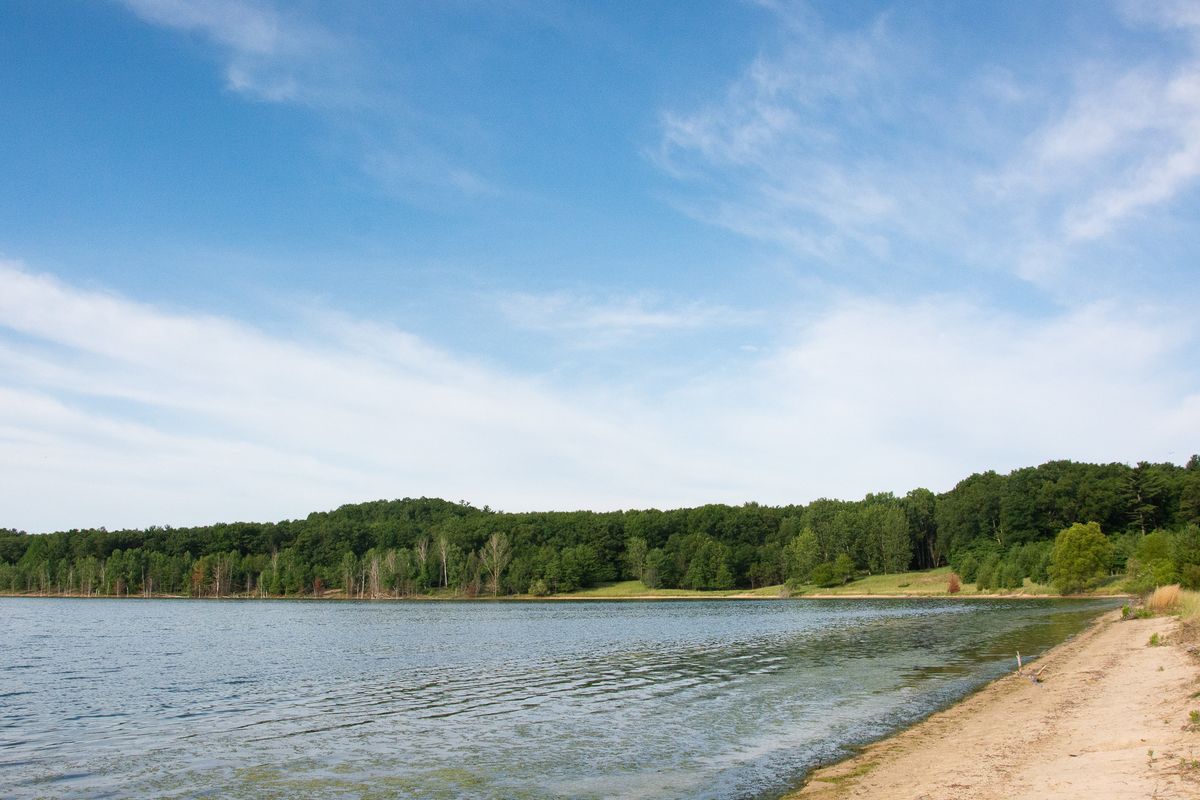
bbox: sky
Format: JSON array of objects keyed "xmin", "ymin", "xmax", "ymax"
[{"xmin": 2, "ymin": 0, "xmax": 1198, "ymax": 533}]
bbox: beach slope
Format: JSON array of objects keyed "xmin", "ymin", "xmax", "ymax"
[{"xmin": 790, "ymin": 610, "xmax": 1200, "ymax": 800}]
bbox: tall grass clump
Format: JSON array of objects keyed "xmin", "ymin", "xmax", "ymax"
[
  {"xmin": 1178, "ymin": 589, "xmax": 1200, "ymax": 622},
  {"xmin": 1147, "ymin": 584, "xmax": 1182, "ymax": 614}
]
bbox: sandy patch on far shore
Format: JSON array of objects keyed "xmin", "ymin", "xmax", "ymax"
[{"xmin": 789, "ymin": 609, "xmax": 1200, "ymax": 800}]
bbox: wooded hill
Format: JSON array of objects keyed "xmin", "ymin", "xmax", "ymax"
[{"xmin": 2, "ymin": 457, "xmax": 1198, "ymax": 597}]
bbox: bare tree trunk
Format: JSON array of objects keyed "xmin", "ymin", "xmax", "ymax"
[
  {"xmin": 368, "ymin": 555, "xmax": 381, "ymax": 599},
  {"xmin": 436, "ymin": 535, "xmax": 450, "ymax": 588},
  {"xmin": 481, "ymin": 533, "xmax": 511, "ymax": 596}
]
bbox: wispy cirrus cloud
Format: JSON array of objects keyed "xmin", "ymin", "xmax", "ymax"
[
  {"xmin": 120, "ymin": 0, "xmax": 340, "ymax": 103},
  {"xmin": 1003, "ymin": 49, "xmax": 1200, "ymax": 252},
  {"xmin": 2, "ymin": 261, "xmax": 1196, "ymax": 532},
  {"xmin": 118, "ymin": 0, "xmax": 496, "ymax": 198},
  {"xmin": 496, "ymin": 291, "xmax": 755, "ymax": 348},
  {"xmin": 655, "ymin": 1, "xmax": 1200, "ymax": 293},
  {"xmin": 652, "ymin": 5, "xmax": 931, "ymax": 270}
]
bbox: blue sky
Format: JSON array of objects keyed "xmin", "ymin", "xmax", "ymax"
[{"xmin": 2, "ymin": 0, "xmax": 1198, "ymax": 532}]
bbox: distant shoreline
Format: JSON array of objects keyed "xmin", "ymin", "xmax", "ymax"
[{"xmin": 0, "ymin": 589, "xmax": 1128, "ymax": 601}]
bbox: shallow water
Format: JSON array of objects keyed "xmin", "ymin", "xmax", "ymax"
[{"xmin": 0, "ymin": 597, "xmax": 1116, "ymax": 799}]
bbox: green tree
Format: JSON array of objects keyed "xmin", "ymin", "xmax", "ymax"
[
  {"xmin": 784, "ymin": 527, "xmax": 820, "ymax": 586},
  {"xmin": 877, "ymin": 506, "xmax": 911, "ymax": 574},
  {"xmin": 623, "ymin": 536, "xmax": 649, "ymax": 582},
  {"xmin": 1048, "ymin": 522, "xmax": 1113, "ymax": 594}
]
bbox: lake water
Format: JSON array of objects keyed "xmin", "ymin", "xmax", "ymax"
[{"xmin": 0, "ymin": 597, "xmax": 1115, "ymax": 799}]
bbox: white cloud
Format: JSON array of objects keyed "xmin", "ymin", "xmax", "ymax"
[
  {"xmin": 120, "ymin": 0, "xmax": 336, "ymax": 103},
  {"xmin": 1, "ymin": 262, "xmax": 1196, "ymax": 532},
  {"xmin": 0, "ymin": 261, "xmax": 699, "ymax": 530},
  {"xmin": 119, "ymin": 0, "xmax": 493, "ymax": 198},
  {"xmin": 1006, "ymin": 59, "xmax": 1200, "ymax": 245},
  {"xmin": 656, "ymin": 2, "xmax": 1200, "ymax": 293},
  {"xmin": 652, "ymin": 7, "xmax": 923, "ymax": 266},
  {"xmin": 496, "ymin": 291, "xmax": 754, "ymax": 347}
]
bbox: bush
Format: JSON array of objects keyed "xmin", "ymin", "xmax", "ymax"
[
  {"xmin": 1016, "ymin": 541, "xmax": 1052, "ymax": 584},
  {"xmin": 1000, "ymin": 561, "xmax": 1025, "ymax": 590},
  {"xmin": 1049, "ymin": 522, "xmax": 1113, "ymax": 594},
  {"xmin": 1182, "ymin": 564, "xmax": 1200, "ymax": 591},
  {"xmin": 947, "ymin": 573, "xmax": 961, "ymax": 594},
  {"xmin": 527, "ymin": 578, "xmax": 549, "ymax": 596},
  {"xmin": 975, "ymin": 554, "xmax": 1000, "ymax": 590},
  {"xmin": 1127, "ymin": 558, "xmax": 1179, "ymax": 594},
  {"xmin": 809, "ymin": 554, "xmax": 855, "ymax": 588},
  {"xmin": 809, "ymin": 562, "xmax": 837, "ymax": 587},
  {"xmin": 956, "ymin": 554, "xmax": 979, "ymax": 583},
  {"xmin": 832, "ymin": 553, "xmax": 855, "ymax": 584}
]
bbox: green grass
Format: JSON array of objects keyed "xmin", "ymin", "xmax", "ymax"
[
  {"xmin": 789, "ymin": 566, "xmax": 1062, "ymax": 597},
  {"xmin": 543, "ymin": 567, "xmax": 1148, "ymax": 600},
  {"xmin": 559, "ymin": 580, "xmax": 781, "ymax": 598},
  {"xmin": 557, "ymin": 569, "xmax": 1072, "ymax": 600}
]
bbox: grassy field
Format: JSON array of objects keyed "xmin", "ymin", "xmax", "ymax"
[
  {"xmin": 560, "ymin": 580, "xmax": 781, "ymax": 598},
  {"xmin": 555, "ymin": 567, "xmax": 1136, "ymax": 600},
  {"xmin": 794, "ymin": 566, "xmax": 1058, "ymax": 596}
]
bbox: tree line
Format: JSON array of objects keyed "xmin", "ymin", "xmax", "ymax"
[{"xmin": 2, "ymin": 457, "xmax": 1198, "ymax": 598}]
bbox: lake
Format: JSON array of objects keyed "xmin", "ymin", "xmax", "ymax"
[{"xmin": 0, "ymin": 597, "xmax": 1115, "ymax": 799}]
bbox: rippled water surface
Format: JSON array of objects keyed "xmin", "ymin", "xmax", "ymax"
[{"xmin": 0, "ymin": 597, "xmax": 1115, "ymax": 798}]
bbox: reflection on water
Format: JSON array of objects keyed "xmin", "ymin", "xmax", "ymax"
[{"xmin": 0, "ymin": 597, "xmax": 1115, "ymax": 799}]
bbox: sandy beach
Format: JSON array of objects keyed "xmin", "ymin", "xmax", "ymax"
[{"xmin": 789, "ymin": 609, "xmax": 1200, "ymax": 799}]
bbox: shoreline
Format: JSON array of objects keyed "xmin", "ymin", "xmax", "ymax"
[
  {"xmin": 0, "ymin": 590, "xmax": 1126, "ymax": 602},
  {"xmin": 0, "ymin": 568, "xmax": 1131, "ymax": 602},
  {"xmin": 786, "ymin": 607, "xmax": 1200, "ymax": 799}
]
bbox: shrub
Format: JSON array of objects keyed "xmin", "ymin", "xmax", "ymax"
[
  {"xmin": 527, "ymin": 578, "xmax": 549, "ymax": 597},
  {"xmin": 1000, "ymin": 561, "xmax": 1025, "ymax": 590},
  {"xmin": 1127, "ymin": 557, "xmax": 1180, "ymax": 595},
  {"xmin": 832, "ymin": 553, "xmax": 855, "ymax": 585},
  {"xmin": 947, "ymin": 573, "xmax": 961, "ymax": 594},
  {"xmin": 1182, "ymin": 564, "xmax": 1200, "ymax": 591},
  {"xmin": 809, "ymin": 562, "xmax": 837, "ymax": 588},
  {"xmin": 957, "ymin": 554, "xmax": 979, "ymax": 583},
  {"xmin": 976, "ymin": 554, "xmax": 1001, "ymax": 591},
  {"xmin": 809, "ymin": 555, "xmax": 855, "ymax": 588},
  {"xmin": 1049, "ymin": 522, "xmax": 1113, "ymax": 594}
]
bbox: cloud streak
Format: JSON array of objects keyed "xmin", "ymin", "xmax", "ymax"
[
  {"xmin": 120, "ymin": 0, "xmax": 337, "ymax": 103},
  {"xmin": 119, "ymin": 0, "xmax": 496, "ymax": 198},
  {"xmin": 656, "ymin": 2, "xmax": 1200, "ymax": 293},
  {"xmin": 496, "ymin": 291, "xmax": 754, "ymax": 348},
  {"xmin": 2, "ymin": 262, "xmax": 1195, "ymax": 532}
]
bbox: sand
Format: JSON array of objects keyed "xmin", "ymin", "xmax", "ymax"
[{"xmin": 789, "ymin": 610, "xmax": 1200, "ymax": 800}]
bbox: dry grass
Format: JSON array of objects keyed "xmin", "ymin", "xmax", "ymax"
[
  {"xmin": 1147, "ymin": 584, "xmax": 1182, "ymax": 613},
  {"xmin": 1179, "ymin": 589, "xmax": 1200, "ymax": 622},
  {"xmin": 1177, "ymin": 589, "xmax": 1200, "ymax": 650}
]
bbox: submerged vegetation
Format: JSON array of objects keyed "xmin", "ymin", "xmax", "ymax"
[{"xmin": 2, "ymin": 457, "xmax": 1199, "ymax": 599}]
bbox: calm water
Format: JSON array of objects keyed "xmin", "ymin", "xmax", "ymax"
[{"xmin": 0, "ymin": 597, "xmax": 1115, "ymax": 799}]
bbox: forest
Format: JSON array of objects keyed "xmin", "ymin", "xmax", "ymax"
[{"xmin": 2, "ymin": 457, "xmax": 1199, "ymax": 598}]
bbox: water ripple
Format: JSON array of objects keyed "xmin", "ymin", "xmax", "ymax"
[{"xmin": 0, "ymin": 597, "xmax": 1115, "ymax": 800}]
